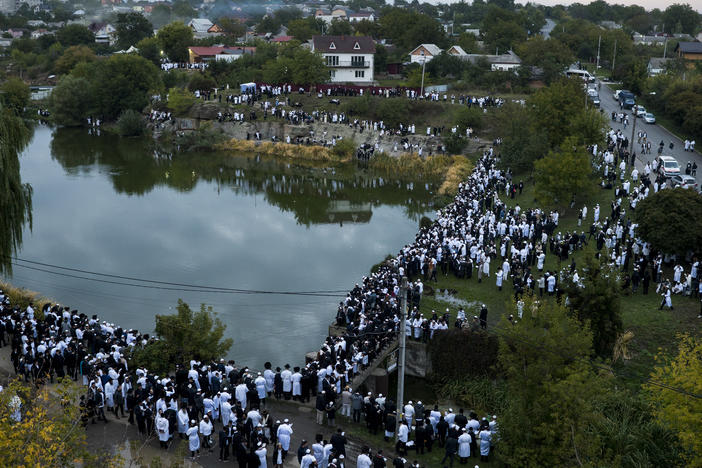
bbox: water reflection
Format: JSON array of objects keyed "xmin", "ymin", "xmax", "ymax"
[
  {"xmin": 11, "ymin": 126, "xmax": 436, "ymax": 366},
  {"xmin": 49, "ymin": 128, "xmax": 435, "ymax": 226}
]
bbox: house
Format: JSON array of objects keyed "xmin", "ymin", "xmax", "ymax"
[
  {"xmin": 207, "ymin": 24, "xmax": 223, "ymax": 35},
  {"xmin": 89, "ymin": 22, "xmax": 116, "ymax": 44},
  {"xmin": 6, "ymin": 28, "xmax": 26, "ymax": 38},
  {"xmin": 349, "ymin": 12, "xmax": 374, "ymax": 22},
  {"xmin": 632, "ymin": 33, "xmax": 667, "ymax": 46},
  {"xmin": 462, "ymin": 28, "xmax": 481, "ymax": 37},
  {"xmin": 188, "ymin": 18, "xmax": 214, "ymax": 38},
  {"xmin": 647, "ymin": 57, "xmax": 671, "ymax": 76},
  {"xmin": 315, "ymin": 9, "xmax": 332, "ymax": 24},
  {"xmin": 271, "ymin": 35, "xmax": 293, "ymax": 43},
  {"xmin": 490, "ymin": 50, "xmax": 522, "ymax": 71},
  {"xmin": 312, "ymin": 35, "xmax": 375, "ymax": 83},
  {"xmin": 599, "ymin": 20, "xmax": 621, "ymax": 29},
  {"xmin": 409, "ymin": 44, "xmax": 442, "ymax": 64},
  {"xmin": 459, "ymin": 50, "xmax": 522, "ymax": 71},
  {"xmin": 674, "ymin": 42, "xmax": 702, "ymax": 60},
  {"xmin": 446, "ymin": 45, "xmax": 468, "ymax": 57},
  {"xmin": 187, "ymin": 45, "xmax": 255, "ymax": 63},
  {"xmin": 30, "ymin": 28, "xmax": 49, "ymax": 39}
]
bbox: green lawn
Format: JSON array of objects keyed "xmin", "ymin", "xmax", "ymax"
[{"xmin": 397, "ymin": 173, "xmax": 701, "ymax": 392}]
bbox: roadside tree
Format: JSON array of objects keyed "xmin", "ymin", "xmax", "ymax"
[
  {"xmin": 635, "ymin": 188, "xmax": 702, "ymax": 256},
  {"xmin": 533, "ymin": 137, "xmax": 594, "ymax": 209}
]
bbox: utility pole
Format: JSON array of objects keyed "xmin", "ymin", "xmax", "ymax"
[
  {"xmin": 663, "ymin": 38, "xmax": 668, "ymax": 59},
  {"xmin": 596, "ymin": 35, "xmax": 601, "ymax": 70},
  {"xmin": 420, "ymin": 53, "xmax": 426, "ymax": 97},
  {"xmin": 395, "ymin": 276, "xmax": 408, "ymax": 440},
  {"xmin": 630, "ymin": 104, "xmax": 638, "ymax": 163},
  {"xmin": 611, "ymin": 39, "xmax": 617, "ymax": 73}
]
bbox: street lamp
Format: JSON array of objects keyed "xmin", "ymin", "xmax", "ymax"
[{"xmin": 420, "ymin": 51, "xmax": 426, "ymax": 97}]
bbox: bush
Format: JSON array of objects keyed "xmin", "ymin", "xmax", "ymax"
[
  {"xmin": 428, "ymin": 328, "xmax": 499, "ymax": 378},
  {"xmin": 167, "ymin": 87, "xmax": 196, "ymax": 116},
  {"xmin": 331, "ymin": 138, "xmax": 356, "ymax": 159},
  {"xmin": 116, "ymin": 109, "xmax": 147, "ymax": 137},
  {"xmin": 0, "ymin": 77, "xmax": 30, "ymax": 115},
  {"xmin": 419, "ymin": 216, "xmax": 433, "ymax": 230},
  {"xmin": 444, "ymin": 133, "xmax": 466, "ymax": 154},
  {"xmin": 454, "ymin": 106, "xmax": 483, "ymax": 132},
  {"xmin": 376, "ymin": 99, "xmax": 410, "ymax": 129}
]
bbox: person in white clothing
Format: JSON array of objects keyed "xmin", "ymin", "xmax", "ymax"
[
  {"xmin": 255, "ymin": 441, "xmax": 268, "ymax": 468},
  {"xmin": 357, "ymin": 447, "xmax": 372, "ymax": 468},
  {"xmin": 156, "ymin": 410, "xmax": 169, "ymax": 449},
  {"xmin": 186, "ymin": 420, "xmax": 200, "ymax": 459},
  {"xmin": 458, "ymin": 427, "xmax": 472, "ymax": 461}
]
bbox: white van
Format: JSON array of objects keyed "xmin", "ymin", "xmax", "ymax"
[{"xmin": 565, "ymin": 69, "xmax": 595, "ymax": 82}]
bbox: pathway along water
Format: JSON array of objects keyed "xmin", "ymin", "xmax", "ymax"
[{"xmin": 6, "ymin": 125, "xmax": 437, "ymax": 367}]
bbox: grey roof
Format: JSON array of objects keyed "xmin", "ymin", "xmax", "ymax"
[
  {"xmin": 675, "ymin": 41, "xmax": 702, "ymax": 54},
  {"xmin": 648, "ymin": 57, "xmax": 670, "ymax": 68}
]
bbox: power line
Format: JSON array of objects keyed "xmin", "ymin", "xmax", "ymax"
[
  {"xmin": 9, "ymin": 262, "xmax": 345, "ymax": 298},
  {"xmin": 5, "ymin": 255, "xmax": 350, "ymax": 295}
]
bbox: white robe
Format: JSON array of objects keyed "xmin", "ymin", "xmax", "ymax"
[
  {"xmin": 177, "ymin": 410, "xmax": 189, "ymax": 434},
  {"xmin": 187, "ymin": 426, "xmax": 200, "ymax": 452},
  {"xmin": 458, "ymin": 433, "xmax": 471, "ymax": 457},
  {"xmin": 156, "ymin": 416, "xmax": 169, "ymax": 442}
]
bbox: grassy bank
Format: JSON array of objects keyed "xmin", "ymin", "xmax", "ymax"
[
  {"xmin": 217, "ymin": 138, "xmax": 473, "ymax": 196},
  {"xmin": 403, "ymin": 177, "xmax": 701, "ymax": 392},
  {"xmin": 0, "ymin": 281, "xmax": 51, "ymax": 319}
]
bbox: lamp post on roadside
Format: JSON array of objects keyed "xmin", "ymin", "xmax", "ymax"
[
  {"xmin": 395, "ymin": 276, "xmax": 408, "ymax": 440},
  {"xmin": 420, "ymin": 51, "xmax": 426, "ymax": 97}
]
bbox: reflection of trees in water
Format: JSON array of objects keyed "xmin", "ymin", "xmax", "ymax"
[
  {"xmin": 0, "ymin": 110, "xmax": 34, "ymax": 274},
  {"xmin": 49, "ymin": 128, "xmax": 436, "ymax": 226}
]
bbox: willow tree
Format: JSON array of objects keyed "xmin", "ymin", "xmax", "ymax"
[{"xmin": 0, "ymin": 106, "xmax": 33, "ymax": 274}]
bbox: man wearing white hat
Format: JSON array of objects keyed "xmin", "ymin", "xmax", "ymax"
[
  {"xmin": 255, "ymin": 372, "xmax": 267, "ymax": 406},
  {"xmin": 300, "ymin": 448, "xmax": 316, "ymax": 468},
  {"xmin": 276, "ymin": 418, "xmax": 293, "ymax": 459},
  {"xmin": 186, "ymin": 420, "xmax": 200, "ymax": 459}
]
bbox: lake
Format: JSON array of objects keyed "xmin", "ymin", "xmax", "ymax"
[{"xmin": 7, "ymin": 125, "xmax": 436, "ymax": 367}]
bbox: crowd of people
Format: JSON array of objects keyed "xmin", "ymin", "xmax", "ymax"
[{"xmin": 3, "ymin": 104, "xmax": 702, "ymax": 467}]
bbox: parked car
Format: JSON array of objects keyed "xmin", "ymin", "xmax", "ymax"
[
  {"xmin": 643, "ymin": 112, "xmax": 656, "ymax": 124},
  {"xmin": 634, "ymin": 105, "xmax": 646, "ymax": 117},
  {"xmin": 613, "ymin": 89, "xmax": 622, "ymax": 100},
  {"xmin": 657, "ymin": 155, "xmax": 681, "ymax": 177},
  {"xmin": 669, "ymin": 174, "xmax": 698, "ymax": 189},
  {"xmin": 589, "ymin": 95, "xmax": 600, "ymax": 107}
]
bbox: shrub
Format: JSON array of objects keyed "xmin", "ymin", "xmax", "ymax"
[
  {"xmin": 167, "ymin": 87, "xmax": 196, "ymax": 116},
  {"xmin": 331, "ymin": 138, "xmax": 356, "ymax": 159},
  {"xmin": 444, "ymin": 133, "xmax": 466, "ymax": 154},
  {"xmin": 116, "ymin": 109, "xmax": 147, "ymax": 137},
  {"xmin": 428, "ymin": 328, "xmax": 499, "ymax": 378},
  {"xmin": 454, "ymin": 106, "xmax": 484, "ymax": 132},
  {"xmin": 419, "ymin": 216, "xmax": 433, "ymax": 230}
]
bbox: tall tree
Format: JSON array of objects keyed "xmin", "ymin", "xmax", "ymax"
[
  {"xmin": 663, "ymin": 3, "xmax": 700, "ymax": 35},
  {"xmin": 0, "ymin": 77, "xmax": 30, "ymax": 114},
  {"xmin": 533, "ymin": 137, "xmax": 594, "ymax": 209},
  {"xmin": 0, "ymin": 105, "xmax": 32, "ymax": 274},
  {"xmin": 635, "ymin": 188, "xmax": 702, "ymax": 256},
  {"xmin": 497, "ymin": 299, "xmax": 606, "ymax": 467},
  {"xmin": 156, "ymin": 21, "xmax": 193, "ymax": 63},
  {"xmin": 49, "ymin": 75, "xmax": 93, "ymax": 126},
  {"xmin": 130, "ymin": 299, "xmax": 233, "ymax": 374},
  {"xmin": 563, "ymin": 252, "xmax": 623, "ymax": 358},
  {"xmin": 56, "ymin": 24, "xmax": 95, "ymax": 46},
  {"xmin": 115, "ymin": 12, "xmax": 153, "ymax": 49},
  {"xmin": 90, "ymin": 54, "xmax": 162, "ymax": 120},
  {"xmin": 645, "ymin": 334, "xmax": 702, "ymax": 467}
]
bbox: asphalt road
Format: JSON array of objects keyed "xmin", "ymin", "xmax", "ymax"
[{"xmin": 596, "ymin": 81, "xmax": 702, "ymax": 175}]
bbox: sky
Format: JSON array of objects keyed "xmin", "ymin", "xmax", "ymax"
[{"xmin": 424, "ymin": 0, "xmax": 702, "ymax": 13}]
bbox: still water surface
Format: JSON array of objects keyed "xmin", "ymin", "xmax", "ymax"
[{"xmin": 9, "ymin": 126, "xmax": 435, "ymax": 367}]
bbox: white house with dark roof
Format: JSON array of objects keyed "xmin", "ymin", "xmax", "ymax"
[
  {"xmin": 312, "ymin": 35, "xmax": 375, "ymax": 83},
  {"xmin": 647, "ymin": 57, "xmax": 670, "ymax": 76}
]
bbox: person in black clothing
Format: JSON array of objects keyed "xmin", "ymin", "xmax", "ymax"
[
  {"xmin": 454, "ymin": 409, "xmax": 467, "ymax": 430},
  {"xmin": 414, "ymin": 421, "xmax": 426, "ymax": 454},
  {"xmin": 330, "ymin": 428, "xmax": 347, "ymax": 456},
  {"xmin": 479, "ymin": 304, "xmax": 488, "ymax": 330},
  {"xmin": 441, "ymin": 433, "xmax": 458, "ymax": 467},
  {"xmin": 373, "ymin": 449, "xmax": 387, "ymax": 467},
  {"xmin": 436, "ymin": 415, "xmax": 449, "ymax": 447},
  {"xmin": 219, "ymin": 426, "xmax": 231, "ymax": 461},
  {"xmin": 297, "ymin": 440, "xmax": 309, "ymax": 464}
]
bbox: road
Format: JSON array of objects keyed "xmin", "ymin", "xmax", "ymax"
[{"xmin": 596, "ymin": 82, "xmax": 702, "ymax": 175}]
